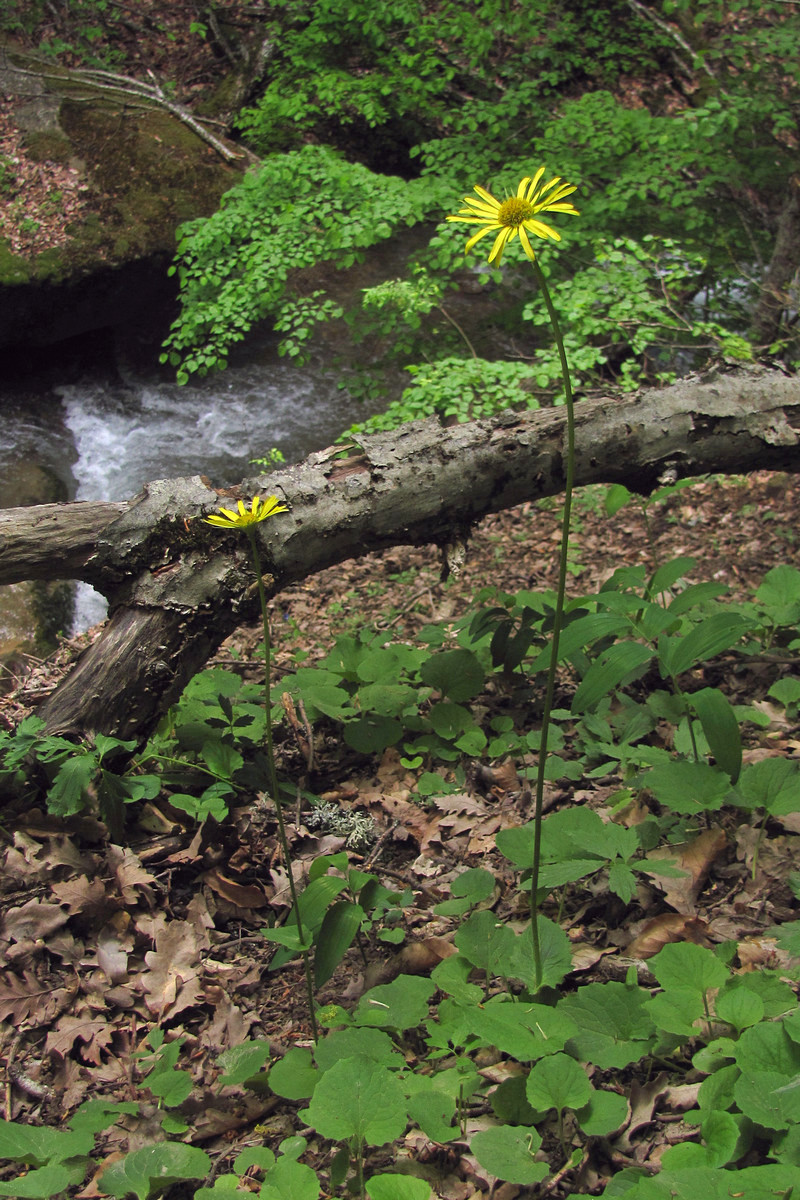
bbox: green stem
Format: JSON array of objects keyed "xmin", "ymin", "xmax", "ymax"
[
  {"xmin": 248, "ymin": 530, "xmax": 319, "ymax": 1043},
  {"xmin": 529, "ymin": 258, "xmax": 575, "ymax": 991}
]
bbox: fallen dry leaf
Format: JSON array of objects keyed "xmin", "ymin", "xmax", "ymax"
[
  {"xmin": 46, "ymin": 1014, "xmax": 115, "ymax": 1065},
  {"xmin": 1, "ymin": 899, "xmax": 70, "ymax": 942},
  {"xmin": 141, "ymin": 921, "xmax": 202, "ymax": 1018},
  {"xmin": 646, "ymin": 827, "xmax": 727, "ymax": 913},
  {"xmin": 202, "ymin": 869, "xmax": 267, "ymax": 909},
  {"xmin": 626, "ymin": 914, "xmax": 713, "ymax": 958}
]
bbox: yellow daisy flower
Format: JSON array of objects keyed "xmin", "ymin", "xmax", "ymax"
[
  {"xmin": 447, "ymin": 167, "xmax": 579, "ymax": 265},
  {"xmin": 204, "ymin": 494, "xmax": 288, "ymax": 528}
]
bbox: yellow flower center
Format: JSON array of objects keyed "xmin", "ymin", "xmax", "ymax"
[{"xmin": 498, "ymin": 197, "xmax": 534, "ymax": 228}]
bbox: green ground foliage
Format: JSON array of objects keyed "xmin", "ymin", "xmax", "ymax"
[{"xmin": 3, "ymin": 545, "xmax": 800, "ymax": 1195}]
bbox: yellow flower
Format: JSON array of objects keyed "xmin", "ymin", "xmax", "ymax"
[
  {"xmin": 204, "ymin": 495, "xmax": 288, "ymax": 528},
  {"xmin": 447, "ymin": 167, "xmax": 579, "ymax": 265}
]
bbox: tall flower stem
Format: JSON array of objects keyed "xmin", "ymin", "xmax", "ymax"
[
  {"xmin": 528, "ymin": 258, "xmax": 575, "ymax": 991},
  {"xmin": 247, "ymin": 530, "xmax": 319, "ymax": 1043}
]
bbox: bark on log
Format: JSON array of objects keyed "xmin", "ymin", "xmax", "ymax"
[{"xmin": 1, "ymin": 366, "xmax": 798, "ymax": 742}]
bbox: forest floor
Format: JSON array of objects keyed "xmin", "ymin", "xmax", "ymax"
[{"xmin": 2, "ymin": 470, "xmax": 800, "ymax": 1197}]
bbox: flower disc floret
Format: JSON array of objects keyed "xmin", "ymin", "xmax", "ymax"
[
  {"xmin": 447, "ymin": 167, "xmax": 579, "ymax": 265},
  {"xmin": 204, "ymin": 494, "xmax": 288, "ymax": 529}
]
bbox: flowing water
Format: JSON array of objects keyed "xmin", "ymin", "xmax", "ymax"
[{"xmin": 0, "ymin": 335, "xmax": 389, "ymax": 642}]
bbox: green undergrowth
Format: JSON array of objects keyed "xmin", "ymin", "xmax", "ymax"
[{"xmin": 3, "ymin": 538, "xmax": 800, "ymax": 1196}]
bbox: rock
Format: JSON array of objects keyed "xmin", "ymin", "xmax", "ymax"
[{"xmin": 0, "ymin": 41, "xmax": 246, "ymax": 349}]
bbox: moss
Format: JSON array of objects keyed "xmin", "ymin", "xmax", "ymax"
[
  {"xmin": 22, "ymin": 129, "xmax": 73, "ymax": 164},
  {"xmin": 0, "ymin": 240, "xmax": 31, "ymax": 285},
  {"xmin": 33, "ymin": 246, "xmax": 72, "ymax": 283}
]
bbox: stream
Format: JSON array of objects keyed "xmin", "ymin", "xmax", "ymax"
[{"xmin": 0, "ymin": 331, "xmax": 391, "ymax": 644}]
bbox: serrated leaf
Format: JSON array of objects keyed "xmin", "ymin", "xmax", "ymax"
[
  {"xmin": 641, "ymin": 759, "xmax": 730, "ymax": 815},
  {"xmin": 560, "ymin": 981, "xmax": 656, "ymax": 1068},
  {"xmin": 304, "ymin": 1058, "xmax": 407, "ymax": 1146},
  {"xmin": 366, "ymin": 1174, "xmax": 432, "ymax": 1200},
  {"xmin": 649, "ymin": 942, "xmax": 729, "ymax": 994},
  {"xmin": 217, "ymin": 1039, "xmax": 272, "ymax": 1085},
  {"xmin": 100, "ymin": 1143, "xmax": 210, "ymax": 1200},
  {"xmin": 470, "ymin": 1125, "xmax": 547, "ymax": 1184},
  {"xmin": 268, "ymin": 1047, "xmax": 319, "ymax": 1100},
  {"xmin": 525, "ymin": 1052, "xmax": 592, "ymax": 1114},
  {"xmin": 353, "ymin": 975, "xmax": 435, "ymax": 1030}
]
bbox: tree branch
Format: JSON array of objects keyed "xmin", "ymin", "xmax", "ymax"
[{"xmin": 1, "ymin": 367, "xmax": 797, "ymax": 740}]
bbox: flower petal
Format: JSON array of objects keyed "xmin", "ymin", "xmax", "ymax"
[
  {"xmin": 518, "ymin": 224, "xmax": 536, "ymax": 261},
  {"xmin": 465, "ymin": 225, "xmax": 500, "ymax": 254},
  {"xmin": 472, "ymin": 184, "xmax": 501, "ymax": 210},
  {"xmin": 487, "ymin": 225, "xmax": 514, "ymax": 264},
  {"xmin": 522, "ymin": 166, "xmax": 546, "ymax": 202}
]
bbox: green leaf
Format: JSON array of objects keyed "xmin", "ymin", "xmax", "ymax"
[
  {"xmin": 217, "ymin": 1040, "xmax": 272, "ymax": 1085},
  {"xmin": 201, "ymin": 739, "xmax": 243, "ymax": 780},
  {"xmin": 647, "ymin": 556, "xmax": 696, "ymax": 598},
  {"xmin": 314, "ymin": 901, "xmax": 365, "ymax": 988},
  {"xmin": 689, "ymin": 687, "xmax": 742, "ymax": 783},
  {"xmin": 260, "ymin": 1155, "xmax": 320, "ymax": 1200},
  {"xmin": 353, "ymin": 976, "xmax": 435, "ymax": 1030},
  {"xmin": 366, "ymin": 1174, "xmax": 432, "ymax": 1200},
  {"xmin": 658, "ymin": 613, "xmax": 752, "ymax": 678},
  {"xmin": 575, "ymin": 1088, "xmax": 628, "ymax": 1136},
  {"xmin": 525, "ymin": 1052, "xmax": 592, "ymax": 1114},
  {"xmin": 0, "ymin": 1121, "xmax": 93, "ymax": 1167},
  {"xmin": 314, "ymin": 1027, "xmax": 401, "ymax": 1072},
  {"xmin": 463, "ymin": 998, "xmax": 578, "ymax": 1062},
  {"xmin": 99, "ymin": 1144, "xmax": 210, "ymax": 1200},
  {"xmin": 649, "ymin": 942, "xmax": 729, "ymax": 995},
  {"xmin": 420, "ymin": 649, "xmax": 485, "ymax": 702},
  {"xmin": 605, "ymin": 483, "xmax": 632, "ymax": 516},
  {"xmin": 715, "ymin": 986, "xmax": 764, "ymax": 1032},
  {"xmin": 345, "ymin": 715, "xmax": 403, "ymax": 753},
  {"xmin": 560, "ymin": 981, "xmax": 656, "ymax": 1068},
  {"xmin": 572, "ymin": 642, "xmax": 654, "ymax": 713},
  {"xmin": 0, "ymin": 1164, "xmax": 86, "ymax": 1197},
  {"xmin": 233, "ymin": 1146, "xmax": 276, "ymax": 1174},
  {"xmin": 733, "ymin": 758, "xmax": 800, "ymax": 815},
  {"xmin": 640, "ymin": 759, "xmax": 730, "ymax": 815},
  {"xmin": 268, "ymin": 1047, "xmax": 319, "ymax": 1101},
  {"xmin": 304, "ymin": 1058, "xmax": 407, "ymax": 1146},
  {"xmin": 469, "ymin": 1125, "xmax": 548, "ymax": 1184},
  {"xmin": 47, "ymin": 754, "xmax": 96, "ymax": 816}
]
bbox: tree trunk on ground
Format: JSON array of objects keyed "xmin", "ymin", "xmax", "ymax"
[
  {"xmin": 750, "ymin": 176, "xmax": 800, "ymax": 349},
  {"xmin": 1, "ymin": 366, "xmax": 798, "ymax": 742}
]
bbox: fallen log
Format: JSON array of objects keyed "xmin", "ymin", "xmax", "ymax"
[{"xmin": 1, "ymin": 366, "xmax": 798, "ymax": 741}]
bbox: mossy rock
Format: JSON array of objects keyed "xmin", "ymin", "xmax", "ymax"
[
  {"xmin": 0, "ymin": 46, "xmax": 248, "ymax": 347},
  {"xmin": 22, "ymin": 129, "xmax": 73, "ymax": 164},
  {"xmin": 0, "ymin": 240, "xmax": 31, "ymax": 285}
]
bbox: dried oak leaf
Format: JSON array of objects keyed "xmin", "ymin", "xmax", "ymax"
[
  {"xmin": 141, "ymin": 921, "xmax": 202, "ymax": 1018},
  {"xmin": 646, "ymin": 827, "xmax": 727, "ymax": 913},
  {"xmin": 626, "ymin": 914, "xmax": 713, "ymax": 959},
  {"xmin": 107, "ymin": 845, "xmax": 157, "ymax": 906},
  {"xmin": 202, "ymin": 869, "xmax": 267, "ymax": 909},
  {"xmin": 1, "ymin": 899, "xmax": 70, "ymax": 942},
  {"xmin": 46, "ymin": 1014, "xmax": 115, "ymax": 1065},
  {"xmin": 97, "ymin": 912, "xmax": 135, "ymax": 984},
  {"xmin": 0, "ymin": 969, "xmax": 71, "ymax": 1025}
]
